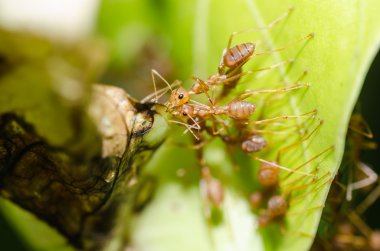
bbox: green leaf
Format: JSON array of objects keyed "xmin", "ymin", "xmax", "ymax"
[{"xmin": 127, "ymin": 0, "xmax": 380, "ymax": 251}]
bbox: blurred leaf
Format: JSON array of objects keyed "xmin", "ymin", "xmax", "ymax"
[
  {"xmin": 0, "ymin": 198, "xmax": 74, "ymax": 251},
  {"xmin": 128, "ymin": 0, "xmax": 380, "ymax": 251},
  {"xmin": 0, "ymin": 29, "xmax": 107, "ymax": 251},
  {"xmin": 0, "ymin": 29, "xmax": 107, "ymax": 158},
  {"xmin": 97, "ymin": 0, "xmax": 154, "ymax": 70},
  {"xmin": 97, "ymin": 0, "xmax": 196, "ymax": 79}
]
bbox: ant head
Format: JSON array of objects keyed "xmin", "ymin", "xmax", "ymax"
[{"xmin": 168, "ymin": 87, "xmax": 190, "ymax": 109}]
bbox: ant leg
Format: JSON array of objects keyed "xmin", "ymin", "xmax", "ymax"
[
  {"xmin": 281, "ymin": 145, "xmax": 335, "ymax": 182},
  {"xmin": 252, "ymin": 109, "xmax": 317, "ymax": 126},
  {"xmin": 169, "ymin": 120, "xmax": 200, "ymax": 140},
  {"xmin": 218, "ymin": 59, "xmax": 295, "ymax": 87},
  {"xmin": 190, "ymin": 77, "xmax": 215, "ymax": 106},
  {"xmin": 172, "ymin": 140, "xmax": 208, "ymax": 151},
  {"xmin": 256, "ymin": 117, "xmax": 315, "ymax": 130},
  {"xmin": 283, "ymin": 171, "xmax": 331, "ymax": 196},
  {"xmin": 356, "ymin": 182, "xmax": 380, "ymax": 214},
  {"xmin": 237, "ymin": 69, "xmax": 308, "ymax": 92},
  {"xmin": 255, "ymin": 33, "xmax": 314, "ymax": 56},
  {"xmin": 289, "ymin": 172, "xmax": 333, "ymax": 204},
  {"xmin": 248, "ymin": 110, "xmax": 316, "ymax": 138},
  {"xmin": 348, "ymin": 211, "xmax": 373, "ymax": 237},
  {"xmin": 207, "ymin": 116, "xmax": 228, "ymax": 135},
  {"xmin": 276, "ymin": 118, "xmax": 322, "ymax": 163},
  {"xmin": 349, "ymin": 114, "xmax": 374, "ymax": 139},
  {"xmin": 225, "ymin": 6, "xmax": 295, "ymax": 51},
  {"xmin": 254, "ymin": 157, "xmax": 316, "ymax": 178},
  {"xmin": 280, "ymin": 167, "xmax": 320, "ymax": 189},
  {"xmin": 279, "ymin": 226, "xmax": 314, "ymax": 238},
  {"xmin": 286, "ymin": 205, "xmax": 324, "ymax": 217},
  {"xmin": 235, "ymin": 80, "xmax": 309, "ymax": 102},
  {"xmin": 346, "ymin": 162, "xmax": 378, "ymax": 201},
  {"xmin": 252, "ymin": 128, "xmax": 299, "ymax": 135}
]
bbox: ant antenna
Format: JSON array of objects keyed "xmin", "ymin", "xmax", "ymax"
[{"xmin": 151, "ymin": 69, "xmax": 174, "ymax": 102}]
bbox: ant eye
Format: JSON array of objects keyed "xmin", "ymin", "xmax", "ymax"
[
  {"xmin": 183, "ymin": 113, "xmax": 187, "ymax": 116},
  {"xmin": 178, "ymin": 94, "xmax": 184, "ymax": 99}
]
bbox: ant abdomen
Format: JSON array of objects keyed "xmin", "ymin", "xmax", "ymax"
[
  {"xmin": 258, "ymin": 162, "xmax": 280, "ymax": 187},
  {"xmin": 224, "ymin": 101, "xmax": 256, "ymax": 120},
  {"xmin": 223, "ymin": 43, "xmax": 255, "ymax": 69},
  {"xmin": 267, "ymin": 195, "xmax": 288, "ymax": 217},
  {"xmin": 241, "ymin": 134, "xmax": 267, "ymax": 153},
  {"xmin": 168, "ymin": 87, "xmax": 190, "ymax": 109}
]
